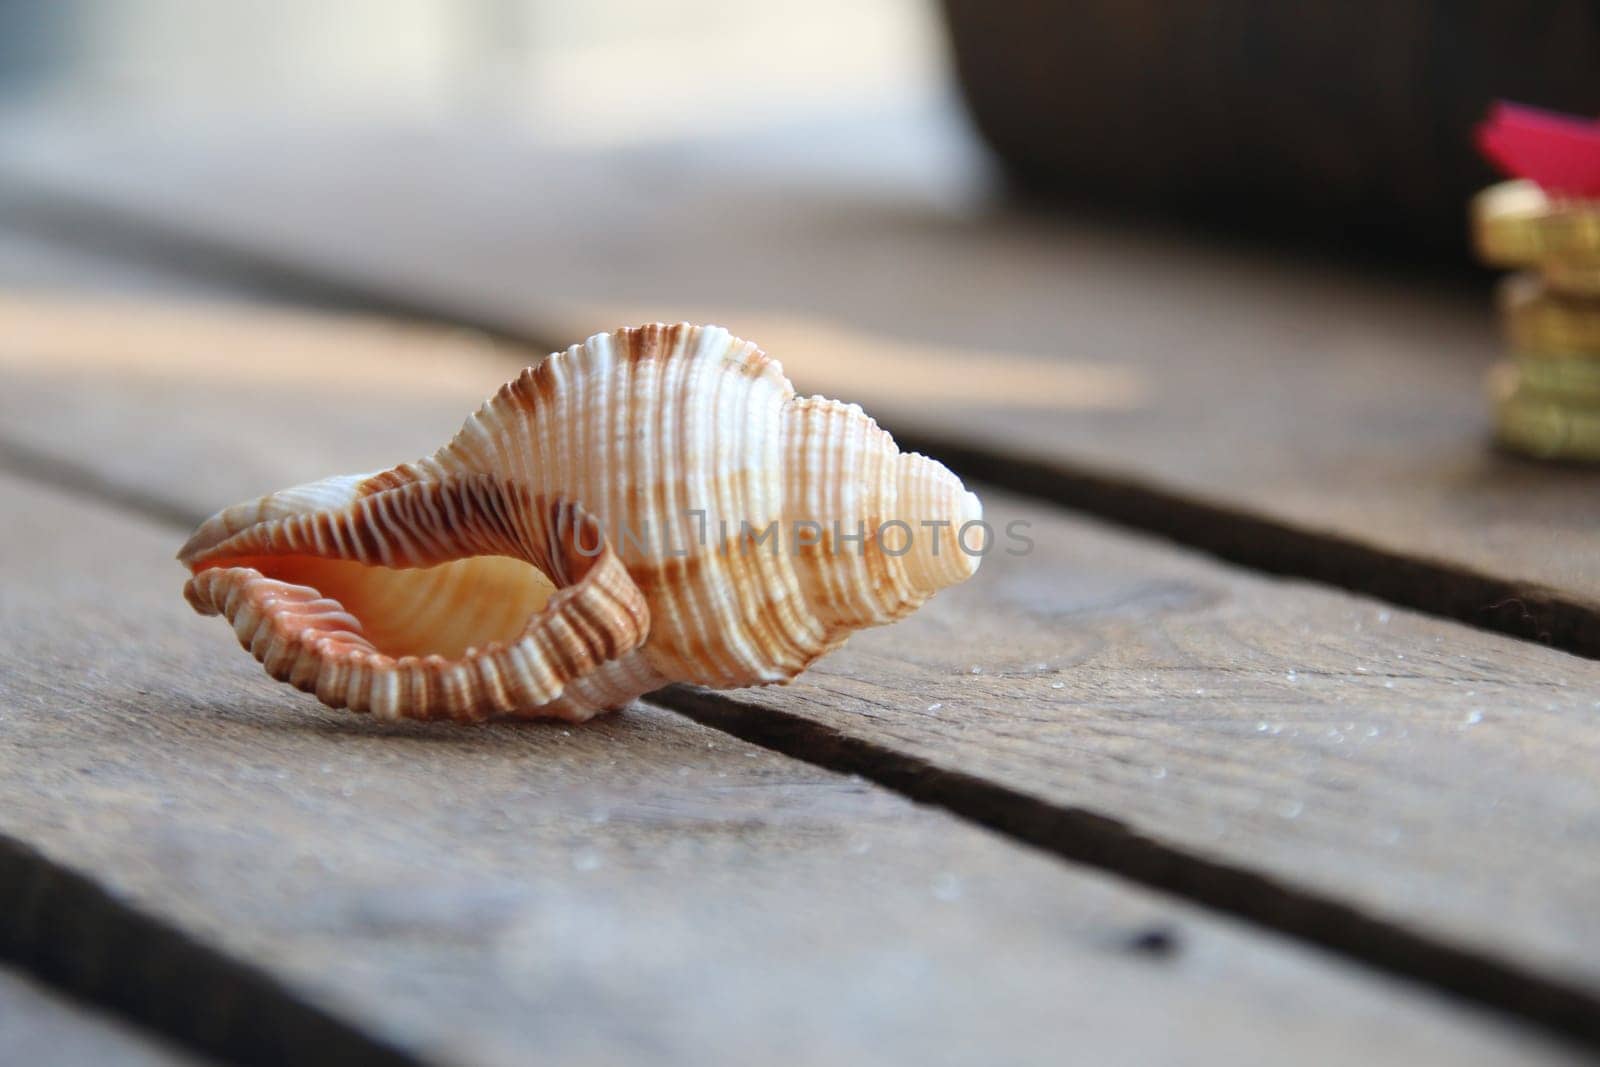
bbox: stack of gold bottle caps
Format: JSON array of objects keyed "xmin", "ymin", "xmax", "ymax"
[{"xmin": 1473, "ymin": 179, "xmax": 1600, "ymax": 462}]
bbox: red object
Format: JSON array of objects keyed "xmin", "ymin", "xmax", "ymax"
[{"xmin": 1476, "ymin": 101, "xmax": 1600, "ymax": 197}]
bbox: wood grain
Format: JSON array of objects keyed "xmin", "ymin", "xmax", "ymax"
[
  {"xmin": 3, "ymin": 294, "xmax": 1599, "ymax": 1045},
  {"xmin": 2, "ymin": 121, "xmax": 1595, "ymax": 652},
  {"xmin": 0, "ymin": 968, "xmax": 201, "ymax": 1066},
  {"xmin": 2, "ymin": 475, "xmax": 1575, "ymax": 1066}
]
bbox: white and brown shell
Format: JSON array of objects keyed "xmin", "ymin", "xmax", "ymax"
[{"xmin": 180, "ymin": 323, "xmax": 982, "ymax": 722}]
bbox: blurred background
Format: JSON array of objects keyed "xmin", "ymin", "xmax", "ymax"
[
  {"xmin": 0, "ymin": 1, "xmax": 1598, "ymax": 465},
  {"xmin": 0, "ymin": 0, "xmax": 947, "ymax": 147},
  {"xmin": 4, "ymin": 1, "xmax": 1598, "ymax": 269},
  {"xmin": 0, "ymin": 0, "xmax": 983, "ymax": 304}
]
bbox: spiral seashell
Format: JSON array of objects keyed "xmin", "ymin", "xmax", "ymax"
[{"xmin": 180, "ymin": 323, "xmax": 982, "ymax": 722}]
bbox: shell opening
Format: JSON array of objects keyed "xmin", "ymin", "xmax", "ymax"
[
  {"xmin": 180, "ymin": 472, "xmax": 657, "ymax": 721},
  {"xmin": 198, "ymin": 553, "xmax": 557, "ymax": 661}
]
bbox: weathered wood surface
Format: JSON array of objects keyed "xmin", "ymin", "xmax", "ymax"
[
  {"xmin": 0, "ymin": 968, "xmax": 202, "ymax": 1066},
  {"xmin": 670, "ymin": 490, "xmax": 1600, "ymax": 996},
  {"xmin": 1, "ymin": 122, "xmax": 1597, "ymax": 652},
  {"xmin": 3, "ymin": 294, "xmax": 1599, "ymax": 1046},
  {"xmin": 2, "ymin": 475, "xmax": 1575, "ymax": 1066}
]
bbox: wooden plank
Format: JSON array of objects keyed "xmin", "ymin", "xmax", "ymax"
[
  {"xmin": 1, "ymin": 475, "xmax": 1575, "ymax": 1066},
  {"xmin": 0, "ymin": 968, "xmax": 202, "ymax": 1066},
  {"xmin": 4, "ymin": 295, "xmax": 1599, "ymax": 1042},
  {"xmin": 3, "ymin": 122, "xmax": 1596, "ymax": 652}
]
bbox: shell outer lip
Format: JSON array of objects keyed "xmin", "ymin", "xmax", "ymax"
[{"xmin": 182, "ymin": 482, "xmax": 657, "ymax": 722}]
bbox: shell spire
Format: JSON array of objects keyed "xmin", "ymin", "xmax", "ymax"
[{"xmin": 180, "ymin": 324, "xmax": 982, "ymax": 722}]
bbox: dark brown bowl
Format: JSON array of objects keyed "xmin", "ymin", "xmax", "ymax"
[{"xmin": 941, "ymin": 1, "xmax": 1600, "ymax": 258}]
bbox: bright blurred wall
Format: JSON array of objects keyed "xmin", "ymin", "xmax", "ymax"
[{"xmin": 0, "ymin": 0, "xmax": 946, "ymax": 144}]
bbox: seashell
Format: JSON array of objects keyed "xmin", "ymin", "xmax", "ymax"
[{"xmin": 179, "ymin": 323, "xmax": 982, "ymax": 722}]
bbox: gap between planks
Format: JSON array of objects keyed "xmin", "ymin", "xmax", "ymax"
[
  {"xmin": 3, "ymin": 433, "xmax": 1597, "ymax": 1056},
  {"xmin": 890, "ymin": 436, "xmax": 1600, "ymax": 662},
  {"xmin": 0, "ymin": 833, "xmax": 420, "ymax": 1067},
  {"xmin": 1, "ymin": 177, "xmax": 1593, "ymax": 662},
  {"xmin": 654, "ymin": 686, "xmax": 1600, "ymax": 1051},
  {"xmin": 0, "ymin": 963, "xmax": 203, "ymax": 1067}
]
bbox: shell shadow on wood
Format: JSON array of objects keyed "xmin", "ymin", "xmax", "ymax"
[{"xmin": 179, "ymin": 324, "xmax": 983, "ymax": 722}]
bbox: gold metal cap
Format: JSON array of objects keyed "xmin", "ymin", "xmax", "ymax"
[
  {"xmin": 1499, "ymin": 273, "xmax": 1600, "ymax": 353},
  {"xmin": 1489, "ymin": 361, "xmax": 1600, "ymax": 462},
  {"xmin": 1473, "ymin": 180, "xmax": 1600, "ymax": 269}
]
